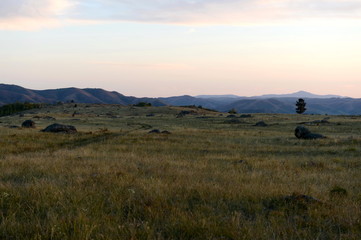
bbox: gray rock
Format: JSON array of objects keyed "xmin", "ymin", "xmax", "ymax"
[
  {"xmin": 42, "ymin": 123, "xmax": 77, "ymax": 133},
  {"xmin": 254, "ymin": 121, "xmax": 268, "ymax": 127},
  {"xmin": 295, "ymin": 126, "xmax": 325, "ymax": 139},
  {"xmin": 148, "ymin": 129, "xmax": 161, "ymax": 134},
  {"xmin": 22, "ymin": 120, "xmax": 36, "ymax": 128}
]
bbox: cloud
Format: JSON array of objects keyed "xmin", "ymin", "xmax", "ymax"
[
  {"xmin": 70, "ymin": 0, "xmax": 361, "ymax": 24},
  {"xmin": 0, "ymin": 0, "xmax": 72, "ymax": 30},
  {"xmin": 1, "ymin": 0, "xmax": 360, "ymax": 30}
]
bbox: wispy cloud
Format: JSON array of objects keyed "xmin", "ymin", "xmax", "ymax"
[
  {"xmin": 71, "ymin": 0, "xmax": 361, "ymax": 24},
  {"xmin": 1, "ymin": 0, "xmax": 361, "ymax": 30},
  {"xmin": 0, "ymin": 0, "xmax": 72, "ymax": 30}
]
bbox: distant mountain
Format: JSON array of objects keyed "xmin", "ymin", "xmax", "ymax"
[
  {"xmin": 1, "ymin": 84, "xmax": 360, "ymax": 115},
  {"xmin": 221, "ymin": 97, "xmax": 361, "ymax": 115},
  {"xmin": 221, "ymin": 98, "xmax": 294, "ymax": 114},
  {"xmin": 255, "ymin": 91, "xmax": 344, "ymax": 99},
  {"xmin": 195, "ymin": 94, "xmax": 242, "ymax": 99},
  {"xmin": 197, "ymin": 91, "xmax": 344, "ymax": 100}
]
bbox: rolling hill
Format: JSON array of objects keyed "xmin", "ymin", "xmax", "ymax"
[
  {"xmin": 0, "ymin": 84, "xmax": 166, "ymax": 107},
  {"xmin": 1, "ymin": 84, "xmax": 360, "ymax": 115}
]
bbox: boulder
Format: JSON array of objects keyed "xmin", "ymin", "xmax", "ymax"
[
  {"xmin": 42, "ymin": 123, "xmax": 77, "ymax": 133},
  {"xmin": 148, "ymin": 129, "xmax": 171, "ymax": 134},
  {"xmin": 295, "ymin": 126, "xmax": 325, "ymax": 139},
  {"xmin": 254, "ymin": 121, "xmax": 268, "ymax": 127},
  {"xmin": 148, "ymin": 129, "xmax": 161, "ymax": 134},
  {"xmin": 22, "ymin": 120, "xmax": 36, "ymax": 128}
]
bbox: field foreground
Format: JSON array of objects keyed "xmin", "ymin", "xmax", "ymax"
[{"xmin": 0, "ymin": 104, "xmax": 360, "ymax": 239}]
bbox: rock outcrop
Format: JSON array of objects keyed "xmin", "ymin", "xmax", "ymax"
[
  {"xmin": 295, "ymin": 126, "xmax": 325, "ymax": 139},
  {"xmin": 22, "ymin": 120, "xmax": 36, "ymax": 128},
  {"xmin": 42, "ymin": 123, "xmax": 77, "ymax": 133}
]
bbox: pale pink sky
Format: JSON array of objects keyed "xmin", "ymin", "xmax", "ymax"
[{"xmin": 0, "ymin": 0, "xmax": 360, "ymax": 97}]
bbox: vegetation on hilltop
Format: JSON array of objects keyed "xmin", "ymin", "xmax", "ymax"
[{"xmin": 0, "ymin": 102, "xmax": 42, "ymax": 117}]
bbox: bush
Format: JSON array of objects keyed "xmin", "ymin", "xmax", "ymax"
[
  {"xmin": 134, "ymin": 102, "xmax": 152, "ymax": 107},
  {"xmin": 228, "ymin": 108, "xmax": 237, "ymax": 114}
]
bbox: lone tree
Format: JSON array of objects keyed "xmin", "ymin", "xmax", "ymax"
[{"xmin": 296, "ymin": 98, "xmax": 307, "ymax": 114}]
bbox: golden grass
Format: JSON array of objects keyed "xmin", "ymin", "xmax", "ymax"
[{"xmin": 0, "ymin": 104, "xmax": 360, "ymax": 239}]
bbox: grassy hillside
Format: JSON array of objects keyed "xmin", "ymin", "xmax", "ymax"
[{"xmin": 0, "ymin": 104, "xmax": 360, "ymax": 239}]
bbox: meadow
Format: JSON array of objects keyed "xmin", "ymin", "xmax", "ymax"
[{"xmin": 0, "ymin": 103, "xmax": 360, "ymax": 239}]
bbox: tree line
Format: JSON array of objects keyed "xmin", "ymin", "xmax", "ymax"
[{"xmin": 0, "ymin": 102, "xmax": 42, "ymax": 117}]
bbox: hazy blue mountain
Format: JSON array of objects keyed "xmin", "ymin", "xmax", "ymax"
[
  {"xmin": 221, "ymin": 98, "xmax": 294, "ymax": 114},
  {"xmin": 195, "ymin": 94, "xmax": 242, "ymax": 99},
  {"xmin": 254, "ymin": 91, "xmax": 344, "ymax": 99},
  {"xmin": 196, "ymin": 91, "xmax": 344, "ymax": 99}
]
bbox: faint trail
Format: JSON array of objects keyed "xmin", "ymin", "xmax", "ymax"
[
  {"xmin": 8, "ymin": 125, "xmax": 148, "ymax": 155},
  {"xmin": 58, "ymin": 132, "xmax": 128, "ymax": 150},
  {"xmin": 51, "ymin": 125, "xmax": 148, "ymax": 151}
]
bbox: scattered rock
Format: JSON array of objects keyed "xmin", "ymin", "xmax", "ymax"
[
  {"xmin": 146, "ymin": 113, "xmax": 155, "ymax": 117},
  {"xmin": 295, "ymin": 126, "xmax": 325, "ymax": 139},
  {"xmin": 254, "ymin": 121, "xmax": 268, "ymax": 127},
  {"xmin": 33, "ymin": 116, "xmax": 56, "ymax": 120},
  {"xmin": 43, "ymin": 116, "xmax": 56, "ymax": 121},
  {"xmin": 21, "ymin": 120, "xmax": 36, "ymax": 128},
  {"xmin": 148, "ymin": 129, "xmax": 171, "ymax": 134},
  {"xmin": 176, "ymin": 110, "xmax": 196, "ymax": 118},
  {"xmin": 196, "ymin": 116, "xmax": 211, "ymax": 119},
  {"xmin": 148, "ymin": 129, "xmax": 161, "ymax": 134},
  {"xmin": 300, "ymin": 118, "xmax": 330, "ymax": 125},
  {"xmin": 41, "ymin": 123, "xmax": 77, "ymax": 133}
]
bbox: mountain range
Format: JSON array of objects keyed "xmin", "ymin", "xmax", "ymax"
[{"xmin": 1, "ymin": 84, "xmax": 360, "ymax": 115}]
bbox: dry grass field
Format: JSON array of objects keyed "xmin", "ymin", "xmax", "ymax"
[{"xmin": 0, "ymin": 103, "xmax": 360, "ymax": 239}]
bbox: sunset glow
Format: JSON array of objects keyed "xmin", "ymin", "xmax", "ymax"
[{"xmin": 1, "ymin": 0, "xmax": 360, "ymax": 97}]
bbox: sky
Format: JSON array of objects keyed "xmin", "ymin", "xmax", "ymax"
[{"xmin": 0, "ymin": 0, "xmax": 360, "ymax": 98}]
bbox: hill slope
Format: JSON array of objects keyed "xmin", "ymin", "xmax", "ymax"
[
  {"xmin": 1, "ymin": 84, "xmax": 360, "ymax": 114},
  {"xmin": 0, "ymin": 84, "xmax": 166, "ymax": 106}
]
